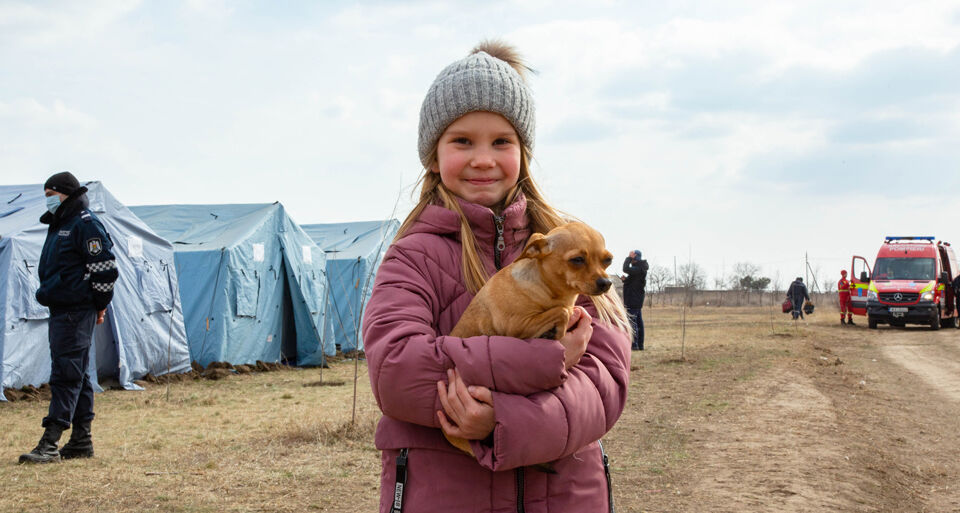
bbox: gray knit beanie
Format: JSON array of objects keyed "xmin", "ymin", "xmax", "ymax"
[{"xmin": 418, "ymin": 48, "xmax": 535, "ymax": 168}]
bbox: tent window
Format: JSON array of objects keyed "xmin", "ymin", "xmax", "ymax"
[
  {"xmin": 13, "ymin": 266, "xmax": 49, "ymax": 320},
  {"xmin": 136, "ymin": 262, "xmax": 173, "ymax": 314},
  {"xmin": 301, "ymin": 273, "xmax": 325, "ymax": 315},
  {"xmin": 232, "ymin": 267, "xmax": 260, "ymax": 318}
]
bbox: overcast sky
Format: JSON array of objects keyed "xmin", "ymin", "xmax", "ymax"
[{"xmin": 2, "ymin": 1, "xmax": 959, "ymax": 291}]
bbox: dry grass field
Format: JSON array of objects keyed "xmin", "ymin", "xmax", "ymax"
[{"xmin": 3, "ymin": 305, "xmax": 960, "ymax": 512}]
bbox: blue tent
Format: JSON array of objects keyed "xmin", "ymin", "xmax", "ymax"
[
  {"xmin": 130, "ymin": 203, "xmax": 331, "ymax": 367},
  {"xmin": 1, "ymin": 182, "xmax": 191, "ymax": 401},
  {"xmin": 300, "ymin": 220, "xmax": 399, "ymax": 353}
]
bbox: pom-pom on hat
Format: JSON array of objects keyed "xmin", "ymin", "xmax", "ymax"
[{"xmin": 418, "ymin": 40, "xmax": 535, "ymax": 168}]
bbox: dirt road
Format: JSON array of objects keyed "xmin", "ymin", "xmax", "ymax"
[{"xmin": 608, "ymin": 308, "xmax": 960, "ymax": 513}]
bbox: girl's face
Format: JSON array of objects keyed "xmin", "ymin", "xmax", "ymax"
[{"xmin": 431, "ymin": 111, "xmax": 522, "ymax": 209}]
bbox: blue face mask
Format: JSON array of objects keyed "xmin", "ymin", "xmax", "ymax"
[{"xmin": 45, "ymin": 195, "xmax": 62, "ymax": 214}]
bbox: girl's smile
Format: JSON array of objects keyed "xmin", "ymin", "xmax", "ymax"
[{"xmin": 432, "ymin": 111, "xmax": 522, "ymax": 209}]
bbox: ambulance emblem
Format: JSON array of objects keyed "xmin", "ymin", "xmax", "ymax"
[{"xmin": 87, "ymin": 238, "xmax": 103, "ymax": 256}]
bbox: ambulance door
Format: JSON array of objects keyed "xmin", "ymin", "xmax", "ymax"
[
  {"xmin": 937, "ymin": 244, "xmax": 956, "ymax": 317},
  {"xmin": 850, "ymin": 256, "xmax": 872, "ymax": 316}
]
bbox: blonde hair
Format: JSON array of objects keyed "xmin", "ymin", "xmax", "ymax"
[{"xmin": 395, "ymin": 41, "xmax": 631, "ymax": 335}]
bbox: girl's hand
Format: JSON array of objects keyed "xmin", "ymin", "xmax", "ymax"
[
  {"xmin": 560, "ymin": 306, "xmax": 592, "ymax": 369},
  {"xmin": 437, "ymin": 369, "xmax": 495, "ymax": 440}
]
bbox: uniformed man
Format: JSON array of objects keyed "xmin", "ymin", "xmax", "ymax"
[
  {"xmin": 838, "ymin": 270, "xmax": 855, "ymax": 325},
  {"xmin": 19, "ymin": 172, "xmax": 119, "ymax": 464}
]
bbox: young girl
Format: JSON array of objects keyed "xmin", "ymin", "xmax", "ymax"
[{"xmin": 362, "ymin": 40, "xmax": 632, "ymax": 513}]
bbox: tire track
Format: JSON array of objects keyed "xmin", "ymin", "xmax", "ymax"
[{"xmin": 882, "ymin": 344, "xmax": 960, "ymax": 402}]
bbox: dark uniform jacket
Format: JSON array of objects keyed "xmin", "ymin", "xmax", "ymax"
[
  {"xmin": 36, "ymin": 189, "xmax": 119, "ymax": 312},
  {"xmin": 787, "ymin": 280, "xmax": 809, "ymax": 306},
  {"xmin": 622, "ymin": 256, "xmax": 649, "ymax": 309}
]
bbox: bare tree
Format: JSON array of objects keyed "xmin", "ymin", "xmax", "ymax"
[
  {"xmin": 729, "ymin": 261, "xmax": 762, "ymax": 305},
  {"xmin": 648, "ymin": 265, "xmax": 672, "ymax": 306},
  {"xmin": 729, "ymin": 262, "xmax": 761, "ymax": 289},
  {"xmin": 678, "ymin": 262, "xmax": 707, "ymax": 290},
  {"xmin": 713, "ymin": 273, "xmax": 727, "ymax": 306},
  {"xmin": 772, "ymin": 271, "xmax": 783, "ymax": 296},
  {"xmin": 678, "ymin": 262, "xmax": 707, "ymax": 306}
]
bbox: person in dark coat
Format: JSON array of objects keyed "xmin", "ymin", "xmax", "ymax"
[
  {"xmin": 952, "ymin": 274, "xmax": 960, "ymax": 319},
  {"xmin": 622, "ymin": 250, "xmax": 649, "ymax": 350},
  {"xmin": 786, "ymin": 277, "xmax": 810, "ymax": 320},
  {"xmin": 19, "ymin": 172, "xmax": 119, "ymax": 464}
]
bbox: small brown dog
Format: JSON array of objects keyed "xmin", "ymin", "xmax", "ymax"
[{"xmin": 444, "ymin": 221, "xmax": 614, "ymax": 458}]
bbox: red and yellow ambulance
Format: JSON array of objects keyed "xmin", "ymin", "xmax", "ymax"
[{"xmin": 851, "ymin": 236, "xmax": 959, "ymax": 330}]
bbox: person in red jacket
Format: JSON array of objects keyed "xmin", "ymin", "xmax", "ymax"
[
  {"xmin": 838, "ymin": 270, "xmax": 855, "ymax": 325},
  {"xmin": 363, "ymin": 40, "xmax": 632, "ymax": 513}
]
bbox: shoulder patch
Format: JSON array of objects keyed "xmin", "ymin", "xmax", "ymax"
[
  {"xmin": 80, "ymin": 211, "xmax": 92, "ymax": 222},
  {"xmin": 86, "ymin": 238, "xmax": 103, "ymax": 256}
]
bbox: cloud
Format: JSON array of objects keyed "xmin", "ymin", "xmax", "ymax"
[
  {"xmin": 3, "ymin": 1, "xmax": 960, "ymax": 284},
  {"xmin": 0, "ymin": 0, "xmax": 139, "ymax": 48},
  {"xmin": 0, "ymin": 98, "xmax": 98, "ymax": 130}
]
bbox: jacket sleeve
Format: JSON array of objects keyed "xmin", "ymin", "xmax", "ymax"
[
  {"xmin": 363, "ymin": 243, "xmax": 567, "ymax": 429},
  {"xmin": 622, "ymin": 257, "xmax": 643, "ymax": 275},
  {"xmin": 470, "ymin": 298, "xmax": 631, "ymax": 471},
  {"xmin": 77, "ymin": 216, "xmax": 119, "ymax": 310}
]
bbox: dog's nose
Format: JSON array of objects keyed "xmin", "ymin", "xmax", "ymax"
[{"xmin": 596, "ymin": 277, "xmax": 611, "ymax": 293}]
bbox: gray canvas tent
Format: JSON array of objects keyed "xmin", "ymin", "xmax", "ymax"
[
  {"xmin": 1, "ymin": 182, "xmax": 191, "ymax": 401},
  {"xmin": 300, "ymin": 219, "xmax": 399, "ymax": 353},
  {"xmin": 130, "ymin": 203, "xmax": 331, "ymax": 367}
]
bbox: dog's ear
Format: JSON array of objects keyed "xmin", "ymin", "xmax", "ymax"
[{"xmin": 521, "ymin": 233, "xmax": 550, "ymax": 260}]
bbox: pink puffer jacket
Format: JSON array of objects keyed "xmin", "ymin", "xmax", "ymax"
[{"xmin": 363, "ymin": 193, "xmax": 631, "ymax": 513}]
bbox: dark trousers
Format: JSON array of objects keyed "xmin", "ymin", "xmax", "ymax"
[
  {"xmin": 791, "ymin": 298, "xmax": 805, "ymax": 319},
  {"xmin": 43, "ymin": 309, "xmax": 97, "ymax": 429},
  {"xmin": 627, "ymin": 307, "xmax": 644, "ymax": 350}
]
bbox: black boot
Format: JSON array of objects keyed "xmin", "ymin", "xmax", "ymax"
[
  {"xmin": 847, "ymin": 318, "xmax": 855, "ymax": 326},
  {"xmin": 59, "ymin": 422, "xmax": 94, "ymax": 459},
  {"xmin": 18, "ymin": 425, "xmax": 64, "ymax": 464}
]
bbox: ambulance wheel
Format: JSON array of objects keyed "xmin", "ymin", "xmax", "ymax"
[
  {"xmin": 930, "ymin": 312, "xmax": 941, "ymax": 331},
  {"xmin": 951, "ymin": 316, "xmax": 960, "ymax": 329},
  {"xmin": 868, "ymin": 316, "xmax": 878, "ymax": 329}
]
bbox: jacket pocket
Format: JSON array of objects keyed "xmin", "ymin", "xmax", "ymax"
[{"xmin": 53, "ymin": 353, "xmax": 84, "ymax": 382}]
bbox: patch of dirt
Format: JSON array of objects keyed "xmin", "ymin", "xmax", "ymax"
[
  {"xmin": 881, "ymin": 344, "xmax": 960, "ymax": 401},
  {"xmin": 302, "ymin": 380, "xmax": 346, "ymax": 387},
  {"xmin": 687, "ymin": 369, "xmax": 867, "ymax": 511},
  {"xmin": 5, "ymin": 359, "xmax": 304, "ymax": 403},
  {"xmin": 2, "ymin": 383, "xmax": 51, "ymax": 402}
]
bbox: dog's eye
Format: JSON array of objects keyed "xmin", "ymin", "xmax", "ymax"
[
  {"xmin": 602, "ymin": 257, "xmax": 613, "ymax": 267},
  {"xmin": 569, "ymin": 256, "xmax": 586, "ymax": 266}
]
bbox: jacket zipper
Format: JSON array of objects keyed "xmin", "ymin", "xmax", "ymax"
[
  {"xmin": 493, "ymin": 214, "xmax": 505, "ymax": 270},
  {"xmin": 516, "ymin": 467, "xmax": 525, "ymax": 513}
]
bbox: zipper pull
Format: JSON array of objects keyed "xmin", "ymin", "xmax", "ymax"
[
  {"xmin": 494, "ymin": 215, "xmax": 505, "ymax": 252},
  {"xmin": 493, "ymin": 214, "xmax": 505, "ymax": 270}
]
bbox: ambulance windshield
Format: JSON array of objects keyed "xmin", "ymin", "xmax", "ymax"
[{"xmin": 872, "ymin": 257, "xmax": 936, "ymax": 281}]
